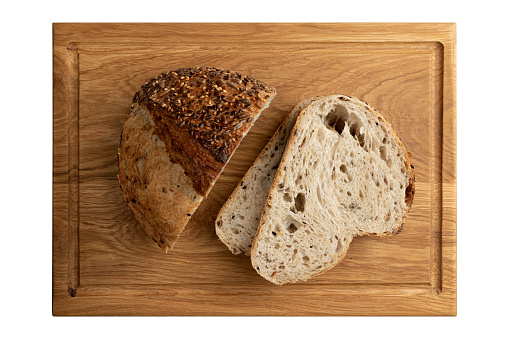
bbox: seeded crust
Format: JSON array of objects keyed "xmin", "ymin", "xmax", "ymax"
[
  {"xmin": 251, "ymin": 95, "xmax": 415, "ymax": 284},
  {"xmin": 118, "ymin": 67, "xmax": 276, "ymax": 252},
  {"xmin": 215, "ymin": 97, "xmax": 320, "ymax": 255},
  {"xmin": 132, "ymin": 67, "xmax": 277, "ymax": 195}
]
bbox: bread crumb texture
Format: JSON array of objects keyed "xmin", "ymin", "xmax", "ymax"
[
  {"xmin": 250, "ymin": 95, "xmax": 415, "ymax": 284},
  {"xmin": 215, "ymin": 98, "xmax": 319, "ymax": 255}
]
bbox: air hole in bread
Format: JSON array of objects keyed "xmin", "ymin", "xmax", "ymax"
[
  {"xmin": 340, "ymin": 164, "xmax": 347, "ymax": 173},
  {"xmin": 386, "ymin": 158, "xmax": 393, "ymax": 168},
  {"xmin": 324, "ymin": 104, "xmax": 349, "ymax": 135},
  {"xmin": 335, "ymin": 117, "xmax": 346, "ymax": 134},
  {"xmin": 380, "ymin": 145, "xmax": 388, "ymax": 162},
  {"xmin": 283, "ymin": 193, "xmax": 292, "ymax": 202},
  {"xmin": 294, "ymin": 193, "xmax": 306, "ymax": 212},
  {"xmin": 302, "ymin": 256, "xmax": 310, "ymax": 263},
  {"xmin": 347, "ymin": 173, "xmax": 354, "ymax": 182},
  {"xmin": 295, "ymin": 174, "xmax": 303, "ymax": 185},
  {"xmin": 358, "ymin": 132, "xmax": 366, "ymax": 148},
  {"xmin": 216, "ymin": 220, "xmax": 222, "ymax": 228},
  {"xmin": 288, "ymin": 223, "xmax": 298, "ymax": 233},
  {"xmin": 350, "ymin": 123, "xmax": 359, "ymax": 139},
  {"xmin": 274, "ymin": 243, "xmax": 280, "ymax": 249}
]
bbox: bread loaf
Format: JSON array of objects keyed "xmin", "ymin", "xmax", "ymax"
[
  {"xmin": 215, "ymin": 97, "xmax": 319, "ymax": 255},
  {"xmin": 250, "ymin": 95, "xmax": 415, "ymax": 284},
  {"xmin": 118, "ymin": 67, "xmax": 276, "ymax": 252}
]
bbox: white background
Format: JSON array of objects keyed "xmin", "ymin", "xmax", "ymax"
[{"xmin": 1, "ymin": 0, "xmax": 507, "ymax": 338}]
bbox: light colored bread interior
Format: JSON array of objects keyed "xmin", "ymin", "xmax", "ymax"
[
  {"xmin": 251, "ymin": 95, "xmax": 415, "ymax": 285},
  {"xmin": 215, "ymin": 98, "xmax": 319, "ymax": 255}
]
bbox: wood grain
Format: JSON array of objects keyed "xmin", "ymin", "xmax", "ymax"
[{"xmin": 53, "ymin": 23, "xmax": 456, "ymax": 315}]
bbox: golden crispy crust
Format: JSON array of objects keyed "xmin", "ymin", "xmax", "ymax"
[
  {"xmin": 118, "ymin": 105, "xmax": 203, "ymax": 251},
  {"xmin": 119, "ymin": 67, "xmax": 276, "ymax": 251}
]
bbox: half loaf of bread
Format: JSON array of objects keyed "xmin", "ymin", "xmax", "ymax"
[
  {"xmin": 251, "ymin": 95, "xmax": 415, "ymax": 284},
  {"xmin": 118, "ymin": 67, "xmax": 276, "ymax": 252},
  {"xmin": 216, "ymin": 97, "xmax": 319, "ymax": 255}
]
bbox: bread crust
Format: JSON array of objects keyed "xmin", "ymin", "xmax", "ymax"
[
  {"xmin": 132, "ymin": 67, "xmax": 276, "ymax": 195},
  {"xmin": 360, "ymin": 97, "xmax": 415, "ymax": 236},
  {"xmin": 118, "ymin": 67, "xmax": 276, "ymax": 251},
  {"xmin": 118, "ymin": 104, "xmax": 202, "ymax": 250}
]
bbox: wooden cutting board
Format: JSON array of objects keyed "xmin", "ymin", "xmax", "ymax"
[{"xmin": 52, "ymin": 23, "xmax": 456, "ymax": 316}]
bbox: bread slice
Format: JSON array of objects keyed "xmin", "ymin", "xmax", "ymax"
[
  {"xmin": 118, "ymin": 67, "xmax": 276, "ymax": 252},
  {"xmin": 216, "ymin": 97, "xmax": 319, "ymax": 255},
  {"xmin": 251, "ymin": 95, "xmax": 415, "ymax": 284}
]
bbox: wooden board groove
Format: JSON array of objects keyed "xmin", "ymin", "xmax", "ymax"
[
  {"xmin": 66, "ymin": 42, "xmax": 80, "ymax": 298},
  {"xmin": 53, "ymin": 23, "xmax": 456, "ymax": 316}
]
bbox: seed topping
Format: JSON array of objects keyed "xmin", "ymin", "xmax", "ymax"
[{"xmin": 133, "ymin": 67, "xmax": 275, "ymax": 163}]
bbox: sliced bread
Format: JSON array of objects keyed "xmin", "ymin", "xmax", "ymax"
[
  {"xmin": 250, "ymin": 95, "xmax": 415, "ymax": 284},
  {"xmin": 216, "ymin": 97, "xmax": 319, "ymax": 255}
]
